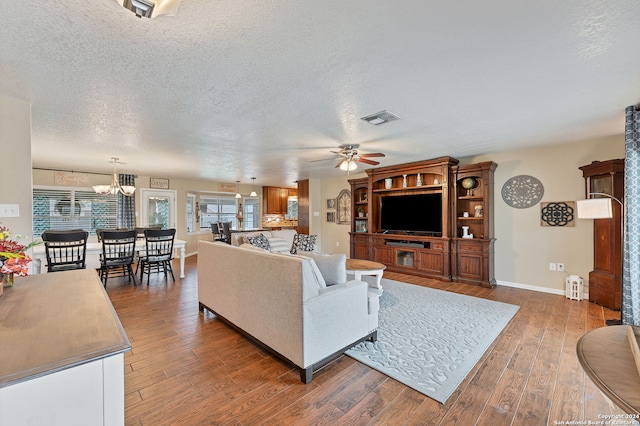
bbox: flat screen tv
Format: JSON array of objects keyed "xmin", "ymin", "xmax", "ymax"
[{"xmin": 380, "ymin": 193, "xmax": 442, "ymax": 235}]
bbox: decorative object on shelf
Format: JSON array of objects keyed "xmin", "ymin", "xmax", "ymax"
[
  {"xmin": 355, "ymin": 220, "xmax": 368, "ymax": 233},
  {"xmin": 327, "ymin": 198, "xmax": 335, "ymax": 209},
  {"xmin": 359, "ymin": 192, "xmax": 368, "ymax": 202},
  {"xmin": 474, "ymin": 205, "xmax": 483, "ymax": 217},
  {"xmin": 434, "ymin": 178, "xmax": 439, "ymax": 185},
  {"xmin": 501, "ymin": 175, "xmax": 544, "ymax": 209},
  {"xmin": 385, "ymin": 178, "xmax": 393, "ymax": 189},
  {"xmin": 93, "ymin": 157, "xmax": 136, "ymax": 196},
  {"xmin": 463, "ymin": 211, "xmax": 469, "ymax": 217},
  {"xmin": 461, "ymin": 177, "xmax": 478, "ymax": 195},
  {"xmin": 0, "ymin": 225, "xmax": 40, "ymax": 287},
  {"xmin": 416, "ymin": 173, "xmax": 422, "ymax": 186},
  {"xmin": 326, "ymin": 212, "xmax": 335, "ymax": 222},
  {"xmin": 461, "ymin": 226, "xmax": 473, "ymax": 239},
  {"xmin": 336, "ymin": 189, "xmax": 351, "ymax": 224},
  {"xmin": 540, "ymin": 201, "xmax": 575, "ymax": 227},
  {"xmin": 402, "ymin": 174, "xmax": 408, "ymax": 188},
  {"xmin": 357, "ymin": 207, "xmax": 364, "ymax": 217}
]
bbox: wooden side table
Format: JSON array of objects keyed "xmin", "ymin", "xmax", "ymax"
[
  {"xmin": 346, "ymin": 259, "xmax": 386, "ymax": 290},
  {"xmin": 577, "ymin": 325, "xmax": 640, "ymax": 415}
]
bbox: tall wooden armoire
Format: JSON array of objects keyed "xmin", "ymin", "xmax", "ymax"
[{"xmin": 579, "ymin": 159, "xmax": 624, "ymax": 310}]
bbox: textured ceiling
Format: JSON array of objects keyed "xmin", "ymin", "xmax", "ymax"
[{"xmin": 1, "ymin": 0, "xmax": 639, "ymax": 187}]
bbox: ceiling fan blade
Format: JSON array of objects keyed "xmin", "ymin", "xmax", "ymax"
[
  {"xmin": 358, "ymin": 158, "xmax": 380, "ymax": 166},
  {"xmin": 335, "ymin": 160, "xmax": 344, "ymax": 168},
  {"xmin": 359, "ymin": 153, "xmax": 385, "ymax": 158}
]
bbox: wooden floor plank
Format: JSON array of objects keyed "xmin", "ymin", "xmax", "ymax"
[{"xmin": 100, "ymin": 256, "xmax": 627, "ymax": 425}]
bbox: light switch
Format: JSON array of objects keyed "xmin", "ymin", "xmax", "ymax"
[{"xmin": 0, "ymin": 204, "xmax": 19, "ymax": 217}]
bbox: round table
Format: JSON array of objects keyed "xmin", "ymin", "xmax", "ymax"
[{"xmin": 346, "ymin": 259, "xmax": 386, "ymax": 290}]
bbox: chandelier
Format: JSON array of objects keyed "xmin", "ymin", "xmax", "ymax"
[{"xmin": 93, "ymin": 157, "xmax": 136, "ymax": 197}]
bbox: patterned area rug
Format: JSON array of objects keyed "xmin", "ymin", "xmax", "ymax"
[{"xmin": 346, "ymin": 279, "xmax": 520, "ymax": 403}]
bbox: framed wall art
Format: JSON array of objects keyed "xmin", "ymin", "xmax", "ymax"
[
  {"xmin": 150, "ymin": 177, "xmax": 170, "ymax": 189},
  {"xmin": 540, "ymin": 201, "xmax": 575, "ymax": 227},
  {"xmin": 327, "ymin": 212, "xmax": 335, "ymax": 222},
  {"xmin": 336, "ymin": 189, "xmax": 351, "ymax": 224}
]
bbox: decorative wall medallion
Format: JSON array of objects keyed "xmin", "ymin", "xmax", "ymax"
[
  {"xmin": 540, "ymin": 201, "xmax": 575, "ymax": 227},
  {"xmin": 501, "ymin": 175, "xmax": 544, "ymax": 208}
]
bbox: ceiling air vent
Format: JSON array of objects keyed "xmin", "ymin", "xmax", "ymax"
[{"xmin": 361, "ymin": 110, "xmax": 400, "ymax": 125}]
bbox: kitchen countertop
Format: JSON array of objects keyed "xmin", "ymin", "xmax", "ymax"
[{"xmin": 0, "ymin": 269, "xmax": 131, "ymax": 388}]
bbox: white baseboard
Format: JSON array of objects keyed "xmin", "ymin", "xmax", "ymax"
[{"xmin": 496, "ymin": 280, "xmax": 589, "ymax": 300}]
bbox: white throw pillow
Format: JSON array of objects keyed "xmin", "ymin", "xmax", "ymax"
[
  {"xmin": 301, "ymin": 252, "xmax": 346, "ymax": 286},
  {"xmin": 239, "ymin": 243, "xmax": 267, "ymax": 252},
  {"xmin": 267, "ymin": 237, "xmax": 291, "ymax": 254}
]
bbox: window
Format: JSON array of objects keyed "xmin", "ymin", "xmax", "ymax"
[
  {"xmin": 199, "ymin": 195, "xmax": 238, "ymax": 230},
  {"xmin": 186, "ymin": 193, "xmax": 196, "ymax": 232},
  {"xmin": 244, "ymin": 197, "xmax": 260, "ymax": 229},
  {"xmin": 33, "ymin": 187, "xmax": 117, "ymax": 238}
]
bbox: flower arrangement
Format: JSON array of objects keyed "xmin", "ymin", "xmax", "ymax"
[{"xmin": 0, "ymin": 225, "xmax": 40, "ymax": 277}]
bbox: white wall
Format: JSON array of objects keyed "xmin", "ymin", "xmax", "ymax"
[
  {"xmin": 465, "ymin": 134, "xmax": 624, "ymax": 293},
  {"xmin": 0, "ymin": 94, "xmax": 33, "ymax": 247},
  {"xmin": 318, "ymin": 135, "xmax": 625, "ymax": 294},
  {"xmin": 31, "ymin": 169, "xmax": 258, "ymax": 256}
]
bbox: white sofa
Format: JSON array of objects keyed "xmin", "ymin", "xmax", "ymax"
[{"xmin": 197, "ymin": 241, "xmax": 379, "ymax": 383}]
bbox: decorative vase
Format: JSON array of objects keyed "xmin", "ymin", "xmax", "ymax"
[
  {"xmin": 385, "ymin": 178, "xmax": 393, "ymax": 189},
  {"xmin": 1, "ymin": 272, "xmax": 14, "ymax": 288},
  {"xmin": 402, "ymin": 174, "xmax": 407, "ymax": 188},
  {"xmin": 416, "ymin": 173, "xmax": 422, "ymax": 186}
]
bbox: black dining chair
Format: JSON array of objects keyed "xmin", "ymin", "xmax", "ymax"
[
  {"xmin": 99, "ymin": 230, "xmax": 137, "ymax": 287},
  {"xmin": 41, "ymin": 230, "xmax": 89, "ymax": 273},
  {"xmin": 138, "ymin": 228, "xmax": 176, "ymax": 285},
  {"xmin": 218, "ymin": 221, "xmax": 232, "ymax": 244},
  {"xmin": 211, "ymin": 223, "xmax": 226, "ymax": 242}
]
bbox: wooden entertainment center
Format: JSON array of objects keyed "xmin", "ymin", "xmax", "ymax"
[{"xmin": 349, "ymin": 156, "xmax": 497, "ymax": 287}]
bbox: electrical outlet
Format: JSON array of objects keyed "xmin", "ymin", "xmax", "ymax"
[
  {"xmin": 549, "ymin": 262, "xmax": 556, "ymax": 271},
  {"xmin": 557, "ymin": 263, "xmax": 565, "ymax": 272},
  {"xmin": 335, "ymin": 241, "xmax": 340, "ymax": 247}
]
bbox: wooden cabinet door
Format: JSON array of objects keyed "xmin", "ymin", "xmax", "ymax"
[
  {"xmin": 373, "ymin": 246, "xmax": 393, "ymax": 265},
  {"xmin": 264, "ymin": 187, "xmax": 284, "ymax": 214}
]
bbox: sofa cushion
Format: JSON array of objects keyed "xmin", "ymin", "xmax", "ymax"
[
  {"xmin": 267, "ymin": 237, "xmax": 291, "ymax": 254},
  {"xmin": 299, "ymin": 252, "xmax": 346, "ymax": 286},
  {"xmin": 291, "ymin": 234, "xmax": 317, "ymax": 254},
  {"xmin": 247, "ymin": 233, "xmax": 270, "ymax": 250},
  {"xmin": 270, "ymin": 229, "xmax": 297, "ymax": 251}
]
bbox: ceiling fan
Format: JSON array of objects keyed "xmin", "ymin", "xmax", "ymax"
[{"xmin": 331, "ymin": 144, "xmax": 386, "ymax": 173}]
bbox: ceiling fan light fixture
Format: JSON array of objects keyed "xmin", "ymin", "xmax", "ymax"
[
  {"xmin": 339, "ymin": 160, "xmax": 358, "ymax": 171},
  {"xmin": 117, "ymin": 0, "xmax": 182, "ymax": 18},
  {"xmin": 361, "ymin": 110, "xmax": 400, "ymax": 125}
]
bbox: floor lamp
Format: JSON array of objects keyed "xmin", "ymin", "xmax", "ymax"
[{"xmin": 576, "ymin": 193, "xmax": 624, "ymax": 326}]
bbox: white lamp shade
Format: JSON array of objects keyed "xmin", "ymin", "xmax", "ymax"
[
  {"xmin": 577, "ymin": 198, "xmax": 613, "ymax": 219},
  {"xmin": 340, "ymin": 160, "xmax": 357, "ymax": 171}
]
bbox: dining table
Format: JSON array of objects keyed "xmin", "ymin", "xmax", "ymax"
[{"xmin": 32, "ymin": 238, "xmax": 187, "ymax": 278}]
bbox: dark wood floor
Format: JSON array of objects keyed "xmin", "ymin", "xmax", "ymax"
[{"xmin": 106, "ymin": 255, "xmax": 625, "ymax": 425}]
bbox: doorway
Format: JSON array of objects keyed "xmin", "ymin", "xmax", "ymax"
[{"xmin": 140, "ymin": 189, "xmax": 177, "ymax": 229}]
